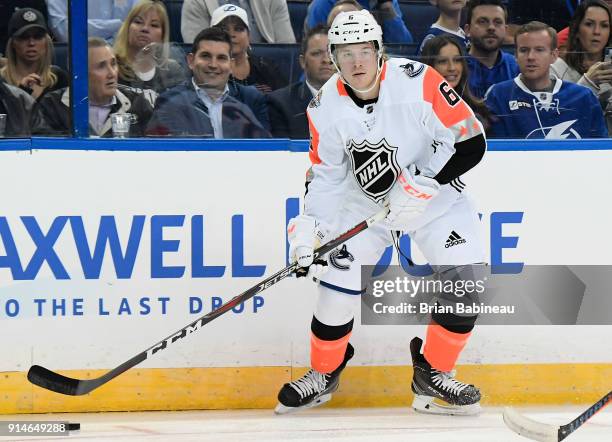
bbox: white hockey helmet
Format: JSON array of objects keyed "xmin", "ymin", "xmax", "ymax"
[
  {"xmin": 328, "ymin": 10, "xmax": 385, "ymax": 94},
  {"xmin": 328, "ymin": 10, "xmax": 383, "ymax": 51}
]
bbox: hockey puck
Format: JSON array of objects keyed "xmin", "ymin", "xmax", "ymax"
[{"xmin": 67, "ymin": 423, "xmax": 80, "ymax": 431}]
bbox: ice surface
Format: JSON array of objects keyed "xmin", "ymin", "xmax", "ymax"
[{"xmin": 1, "ymin": 406, "xmax": 610, "ymax": 441}]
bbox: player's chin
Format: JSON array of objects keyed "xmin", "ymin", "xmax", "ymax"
[{"xmin": 349, "ymin": 74, "xmax": 371, "ymax": 88}]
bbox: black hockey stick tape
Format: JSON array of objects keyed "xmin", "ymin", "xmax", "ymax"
[{"xmin": 68, "ymin": 423, "xmax": 80, "ymax": 431}]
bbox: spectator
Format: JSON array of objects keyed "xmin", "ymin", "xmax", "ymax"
[
  {"xmin": 46, "ymin": 0, "xmax": 139, "ymax": 43},
  {"xmin": 327, "ymin": 0, "xmax": 362, "ymax": 26},
  {"xmin": 1, "ymin": 1, "xmax": 48, "ymax": 54},
  {"xmin": 227, "ymin": 79, "xmax": 271, "ymax": 131},
  {"xmin": 0, "ymin": 78, "xmax": 50, "ymax": 136},
  {"xmin": 181, "ymin": 0, "xmax": 296, "ymax": 44},
  {"xmin": 305, "ymin": 0, "xmax": 413, "ymax": 43},
  {"xmin": 550, "ymin": 1, "xmax": 611, "ymax": 95},
  {"xmin": 418, "ymin": 0, "xmax": 469, "ymax": 55},
  {"xmin": 211, "ymin": 4, "xmax": 288, "ymax": 93},
  {"xmin": 113, "ymin": 0, "xmax": 186, "ymax": 97},
  {"xmin": 421, "ymin": 35, "xmax": 492, "ymax": 132},
  {"xmin": 557, "ymin": 1, "xmax": 612, "ymax": 51},
  {"xmin": 464, "ymin": 0, "xmax": 519, "ymax": 98},
  {"xmin": 267, "ymin": 25, "xmax": 335, "ymax": 138},
  {"xmin": 0, "ymin": 8, "xmax": 68, "ymax": 101},
  {"xmin": 38, "ymin": 37, "xmax": 153, "ymax": 136},
  {"xmin": 485, "ymin": 21, "xmax": 607, "ymax": 138},
  {"xmin": 551, "ymin": 0, "xmax": 612, "ymax": 135},
  {"xmin": 146, "ymin": 27, "xmax": 269, "ymax": 138}
]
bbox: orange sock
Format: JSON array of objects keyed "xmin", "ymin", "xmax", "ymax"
[
  {"xmin": 310, "ymin": 332, "xmax": 351, "ymax": 374},
  {"xmin": 423, "ymin": 321, "xmax": 471, "ymax": 372}
]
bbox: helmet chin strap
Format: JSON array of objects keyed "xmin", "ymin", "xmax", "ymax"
[{"xmin": 332, "ymin": 51, "xmax": 384, "ymax": 95}]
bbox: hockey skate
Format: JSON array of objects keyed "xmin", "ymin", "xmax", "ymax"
[
  {"xmin": 410, "ymin": 337, "xmax": 481, "ymax": 416},
  {"xmin": 274, "ymin": 343, "xmax": 354, "ymax": 414}
]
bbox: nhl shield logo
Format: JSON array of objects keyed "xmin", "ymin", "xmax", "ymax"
[{"xmin": 347, "ymin": 138, "xmax": 400, "ymax": 202}]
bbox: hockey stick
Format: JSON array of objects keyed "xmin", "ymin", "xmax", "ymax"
[
  {"xmin": 503, "ymin": 390, "xmax": 611, "ymax": 441},
  {"xmin": 27, "ymin": 207, "xmax": 389, "ymax": 396}
]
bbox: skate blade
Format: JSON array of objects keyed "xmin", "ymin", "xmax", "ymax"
[
  {"xmin": 274, "ymin": 393, "xmax": 332, "ymax": 415},
  {"xmin": 412, "ymin": 394, "xmax": 481, "ymax": 416}
]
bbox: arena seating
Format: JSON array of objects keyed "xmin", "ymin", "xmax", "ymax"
[
  {"xmin": 399, "ymin": 0, "xmax": 439, "ymax": 44},
  {"xmin": 49, "ymin": 0, "xmax": 514, "ymax": 84},
  {"xmin": 163, "ymin": 0, "xmax": 184, "ymax": 43},
  {"xmin": 158, "ymin": 0, "xmax": 439, "ymax": 45},
  {"xmin": 288, "ymin": 0, "xmax": 309, "ymax": 43}
]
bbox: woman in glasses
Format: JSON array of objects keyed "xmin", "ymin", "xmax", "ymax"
[{"xmin": 0, "ymin": 8, "xmax": 67, "ymax": 101}]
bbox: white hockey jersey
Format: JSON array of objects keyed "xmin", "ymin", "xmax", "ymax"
[{"xmin": 305, "ymin": 58, "xmax": 485, "ymax": 232}]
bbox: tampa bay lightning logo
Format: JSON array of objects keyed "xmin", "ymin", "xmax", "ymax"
[
  {"xmin": 399, "ymin": 62, "xmax": 425, "ymax": 78},
  {"xmin": 329, "ymin": 245, "xmax": 354, "ymax": 271},
  {"xmin": 526, "ymin": 120, "xmax": 581, "ymax": 139}
]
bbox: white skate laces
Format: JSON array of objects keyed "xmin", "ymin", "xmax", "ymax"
[
  {"xmin": 289, "ymin": 370, "xmax": 329, "ymax": 398},
  {"xmin": 431, "ymin": 369, "xmax": 469, "ymax": 396}
]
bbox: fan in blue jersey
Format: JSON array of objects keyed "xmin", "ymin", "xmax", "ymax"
[
  {"xmin": 465, "ymin": 0, "xmax": 519, "ymax": 98},
  {"xmin": 485, "ymin": 21, "xmax": 607, "ymax": 139},
  {"xmin": 417, "ymin": 0, "xmax": 469, "ymax": 55}
]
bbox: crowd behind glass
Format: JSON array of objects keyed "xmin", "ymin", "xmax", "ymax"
[{"xmin": 0, "ymin": 0, "xmax": 610, "ymax": 139}]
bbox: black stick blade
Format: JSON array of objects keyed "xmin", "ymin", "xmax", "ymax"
[{"xmin": 27, "ymin": 365, "xmax": 84, "ymax": 396}]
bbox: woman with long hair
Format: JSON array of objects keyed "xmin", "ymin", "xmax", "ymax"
[
  {"xmin": 551, "ymin": 0, "xmax": 612, "ymax": 93},
  {"xmin": 421, "ymin": 35, "xmax": 492, "ymax": 133},
  {"xmin": 113, "ymin": 0, "xmax": 186, "ymax": 95},
  {"xmin": 0, "ymin": 8, "xmax": 68, "ymax": 101}
]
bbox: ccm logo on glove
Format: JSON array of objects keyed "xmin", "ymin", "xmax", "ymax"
[{"xmin": 398, "ymin": 174, "xmax": 435, "ymax": 200}]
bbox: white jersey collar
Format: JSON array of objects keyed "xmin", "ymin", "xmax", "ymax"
[{"xmin": 513, "ymin": 74, "xmax": 562, "ymax": 98}]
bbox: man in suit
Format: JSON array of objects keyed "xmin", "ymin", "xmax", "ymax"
[
  {"xmin": 146, "ymin": 27, "xmax": 269, "ymax": 138},
  {"xmin": 267, "ymin": 25, "xmax": 334, "ymax": 139}
]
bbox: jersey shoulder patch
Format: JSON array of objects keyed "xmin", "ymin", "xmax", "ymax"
[
  {"xmin": 398, "ymin": 61, "xmax": 426, "ymax": 78},
  {"xmin": 388, "ymin": 57, "xmax": 426, "ymax": 79},
  {"xmin": 306, "ymin": 75, "xmax": 343, "ymax": 132},
  {"xmin": 308, "ymin": 89, "xmax": 322, "ymax": 108}
]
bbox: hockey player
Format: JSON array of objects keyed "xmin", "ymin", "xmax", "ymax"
[
  {"xmin": 275, "ymin": 10, "xmax": 487, "ymax": 416},
  {"xmin": 485, "ymin": 21, "xmax": 608, "ymax": 139}
]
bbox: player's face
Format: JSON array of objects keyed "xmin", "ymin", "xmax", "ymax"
[
  {"xmin": 128, "ymin": 8, "xmax": 164, "ymax": 51},
  {"xmin": 516, "ymin": 30, "xmax": 558, "ymax": 83},
  {"xmin": 335, "ymin": 42, "xmax": 379, "ymax": 91},
  {"xmin": 88, "ymin": 46, "xmax": 119, "ymax": 105},
  {"xmin": 435, "ymin": 0, "xmax": 467, "ymax": 14},
  {"xmin": 188, "ymin": 40, "xmax": 232, "ymax": 92},
  {"xmin": 578, "ymin": 6, "xmax": 610, "ymax": 55},
  {"xmin": 433, "ymin": 43, "xmax": 463, "ymax": 89},
  {"xmin": 466, "ymin": 5, "xmax": 506, "ymax": 53},
  {"xmin": 219, "ymin": 17, "xmax": 250, "ymax": 58},
  {"xmin": 300, "ymin": 33, "xmax": 334, "ymax": 88},
  {"xmin": 12, "ymin": 29, "xmax": 47, "ymax": 63}
]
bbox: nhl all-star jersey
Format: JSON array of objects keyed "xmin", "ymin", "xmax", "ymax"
[
  {"xmin": 304, "ymin": 58, "xmax": 487, "ymax": 232},
  {"xmin": 485, "ymin": 75, "xmax": 608, "ymax": 139}
]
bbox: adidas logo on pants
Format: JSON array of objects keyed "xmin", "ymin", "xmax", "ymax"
[{"xmin": 445, "ymin": 231, "xmax": 466, "ymax": 248}]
